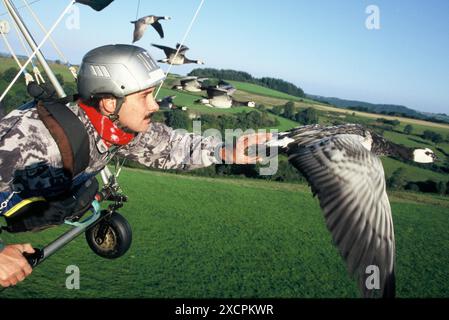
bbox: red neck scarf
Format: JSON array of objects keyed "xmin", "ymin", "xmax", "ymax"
[{"xmin": 78, "ymin": 102, "xmax": 135, "ymax": 148}]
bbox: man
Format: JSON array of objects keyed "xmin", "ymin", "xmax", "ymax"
[{"xmin": 0, "ymin": 44, "xmax": 271, "ymax": 287}]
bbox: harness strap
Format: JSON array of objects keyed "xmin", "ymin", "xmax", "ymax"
[{"xmin": 36, "ymin": 101, "xmax": 90, "ymax": 177}]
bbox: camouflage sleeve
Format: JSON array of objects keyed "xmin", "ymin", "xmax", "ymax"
[
  {"xmin": 0, "ymin": 111, "xmax": 24, "ymax": 192},
  {"xmin": 116, "ymin": 122, "xmax": 224, "ymax": 170}
]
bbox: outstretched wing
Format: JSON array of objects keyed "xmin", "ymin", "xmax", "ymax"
[
  {"xmin": 151, "ymin": 43, "xmax": 176, "ymax": 56},
  {"xmin": 176, "ymin": 43, "xmax": 190, "ymax": 53},
  {"xmin": 132, "ymin": 20, "xmax": 147, "ymax": 43},
  {"xmin": 286, "ymin": 134, "xmax": 396, "ymax": 298},
  {"xmin": 206, "ymin": 87, "xmax": 228, "ymax": 98},
  {"xmin": 150, "ymin": 21, "xmax": 164, "ymax": 38}
]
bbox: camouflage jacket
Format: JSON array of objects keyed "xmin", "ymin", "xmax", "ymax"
[{"xmin": 0, "ymin": 102, "xmax": 223, "ymax": 218}]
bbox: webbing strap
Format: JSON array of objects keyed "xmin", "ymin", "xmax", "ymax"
[{"xmin": 37, "ymin": 101, "xmax": 90, "ymax": 177}]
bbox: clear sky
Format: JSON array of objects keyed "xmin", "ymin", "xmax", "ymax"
[{"xmin": 1, "ymin": 0, "xmax": 448, "ymax": 113}]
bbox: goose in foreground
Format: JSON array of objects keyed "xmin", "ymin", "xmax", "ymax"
[
  {"xmin": 131, "ymin": 15, "xmax": 171, "ymax": 42},
  {"xmin": 264, "ymin": 124, "xmax": 436, "ymax": 298},
  {"xmin": 156, "ymin": 95, "xmax": 177, "ymax": 109},
  {"xmin": 151, "ymin": 43, "xmax": 205, "ymax": 65},
  {"xmin": 196, "ymin": 87, "xmax": 255, "ymax": 108},
  {"xmin": 172, "ymin": 76, "xmax": 208, "ymax": 92}
]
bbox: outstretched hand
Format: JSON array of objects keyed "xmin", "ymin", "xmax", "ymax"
[
  {"xmin": 221, "ymin": 132, "xmax": 272, "ymax": 164},
  {"xmin": 0, "ymin": 244, "xmax": 34, "ymax": 288}
]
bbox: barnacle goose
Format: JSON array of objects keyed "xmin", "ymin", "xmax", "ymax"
[
  {"xmin": 266, "ymin": 123, "xmax": 435, "ymax": 298},
  {"xmin": 131, "ymin": 15, "xmax": 170, "ymax": 42},
  {"xmin": 151, "ymin": 43, "xmax": 204, "ymax": 65}
]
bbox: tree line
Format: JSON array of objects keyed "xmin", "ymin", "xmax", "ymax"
[
  {"xmin": 267, "ymin": 101, "xmax": 319, "ymax": 125},
  {"xmin": 188, "ymin": 68, "xmax": 305, "ymax": 98},
  {"xmin": 0, "ymin": 67, "xmax": 76, "ymax": 116}
]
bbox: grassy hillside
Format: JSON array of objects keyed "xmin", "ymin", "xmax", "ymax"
[
  {"xmin": 1, "ymin": 56, "xmax": 448, "ymax": 186},
  {"xmin": 381, "ymin": 157, "xmax": 449, "ymax": 183},
  {"xmin": 1, "ymin": 168, "xmax": 448, "ymax": 298},
  {"xmin": 227, "ymin": 80, "xmax": 321, "ymax": 105},
  {"xmin": 0, "ymin": 56, "xmax": 75, "ymax": 83}
]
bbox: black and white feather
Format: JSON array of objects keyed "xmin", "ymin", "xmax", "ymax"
[
  {"xmin": 266, "ymin": 124, "xmax": 436, "ymax": 298},
  {"xmin": 196, "ymin": 86, "xmax": 255, "ymax": 108},
  {"xmin": 131, "ymin": 15, "xmax": 171, "ymax": 42},
  {"xmin": 151, "ymin": 43, "xmax": 204, "ymax": 65}
]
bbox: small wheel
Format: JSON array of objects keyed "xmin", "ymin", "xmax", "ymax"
[{"xmin": 85, "ymin": 212, "xmax": 132, "ymax": 259}]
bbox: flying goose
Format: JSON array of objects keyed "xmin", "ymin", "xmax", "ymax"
[
  {"xmin": 264, "ymin": 124, "xmax": 436, "ymax": 298},
  {"xmin": 172, "ymin": 76, "xmax": 208, "ymax": 92},
  {"xmin": 196, "ymin": 87, "xmax": 255, "ymax": 108},
  {"xmin": 151, "ymin": 43, "xmax": 205, "ymax": 65},
  {"xmin": 217, "ymin": 80, "xmax": 236, "ymax": 95},
  {"xmin": 131, "ymin": 15, "xmax": 171, "ymax": 42},
  {"xmin": 156, "ymin": 95, "xmax": 177, "ymax": 109}
]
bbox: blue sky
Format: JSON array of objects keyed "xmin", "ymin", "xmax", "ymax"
[{"xmin": 1, "ymin": 0, "xmax": 448, "ymax": 113}]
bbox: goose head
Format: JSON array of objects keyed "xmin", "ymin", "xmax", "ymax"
[{"xmin": 413, "ymin": 148, "xmax": 437, "ymax": 163}]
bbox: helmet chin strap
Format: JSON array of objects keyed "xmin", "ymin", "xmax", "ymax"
[{"xmin": 107, "ymin": 97, "xmax": 138, "ymax": 135}]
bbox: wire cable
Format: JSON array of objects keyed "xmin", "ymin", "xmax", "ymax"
[
  {"xmin": 0, "ymin": 0, "xmax": 75, "ymax": 103},
  {"xmin": 155, "ymin": 0, "xmax": 206, "ymax": 98}
]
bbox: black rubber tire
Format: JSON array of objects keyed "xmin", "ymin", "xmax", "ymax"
[{"xmin": 85, "ymin": 212, "xmax": 132, "ymax": 259}]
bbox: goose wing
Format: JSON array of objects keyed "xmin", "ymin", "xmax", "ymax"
[
  {"xmin": 150, "ymin": 20, "xmax": 164, "ymax": 38},
  {"xmin": 176, "ymin": 43, "xmax": 190, "ymax": 53},
  {"xmin": 206, "ymin": 87, "xmax": 228, "ymax": 98},
  {"xmin": 180, "ymin": 76, "xmax": 198, "ymax": 85},
  {"xmin": 132, "ymin": 19, "xmax": 148, "ymax": 43},
  {"xmin": 286, "ymin": 134, "xmax": 396, "ymax": 298},
  {"xmin": 151, "ymin": 43, "xmax": 176, "ymax": 56}
]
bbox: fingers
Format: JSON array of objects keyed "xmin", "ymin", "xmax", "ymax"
[
  {"xmin": 0, "ymin": 279, "xmax": 12, "ymax": 287},
  {"xmin": 15, "ymin": 269, "xmax": 26, "ymax": 282},
  {"xmin": 22, "ymin": 262, "xmax": 33, "ymax": 276},
  {"xmin": 19, "ymin": 243, "xmax": 35, "ymax": 254}
]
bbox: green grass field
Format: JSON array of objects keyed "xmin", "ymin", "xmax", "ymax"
[
  {"xmin": 0, "ymin": 56, "xmax": 75, "ymax": 83},
  {"xmin": 381, "ymin": 157, "xmax": 449, "ymax": 183},
  {"xmin": 227, "ymin": 80, "xmax": 321, "ymax": 105},
  {"xmin": 1, "ymin": 168, "xmax": 448, "ymax": 298}
]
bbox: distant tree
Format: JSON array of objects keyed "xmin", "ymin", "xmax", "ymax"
[
  {"xmin": 55, "ymin": 73, "xmax": 65, "ymax": 86},
  {"xmin": 403, "ymin": 124, "xmax": 413, "ymax": 135},
  {"xmin": 377, "ymin": 118, "xmax": 400, "ymax": 126},
  {"xmin": 256, "ymin": 104, "xmax": 266, "ymax": 112},
  {"xmin": 386, "ymin": 168, "xmax": 407, "ymax": 190},
  {"xmin": 2, "ymin": 67, "xmax": 19, "ymax": 83},
  {"xmin": 406, "ymin": 183, "xmax": 420, "ymax": 192},
  {"xmin": 165, "ymin": 109, "xmax": 189, "ymax": 130},
  {"xmin": 64, "ymin": 82, "xmax": 77, "ymax": 96},
  {"xmin": 436, "ymin": 181, "xmax": 447, "ymax": 195},
  {"xmin": 0, "ymin": 101, "xmax": 6, "ymax": 120},
  {"xmin": 295, "ymin": 107, "xmax": 319, "ymax": 125},
  {"xmin": 423, "ymin": 130, "xmax": 443, "ymax": 144},
  {"xmin": 271, "ymin": 105, "xmax": 283, "ymax": 116},
  {"xmin": 283, "ymin": 101, "xmax": 295, "ymax": 119},
  {"xmin": 187, "ymin": 68, "xmax": 306, "ymax": 98}
]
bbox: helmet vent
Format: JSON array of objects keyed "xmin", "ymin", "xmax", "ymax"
[
  {"xmin": 89, "ymin": 65, "xmax": 111, "ymax": 78},
  {"xmin": 137, "ymin": 52, "xmax": 157, "ymax": 73}
]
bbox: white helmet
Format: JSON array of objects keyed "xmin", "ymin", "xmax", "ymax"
[{"xmin": 77, "ymin": 44, "xmax": 165, "ymax": 100}]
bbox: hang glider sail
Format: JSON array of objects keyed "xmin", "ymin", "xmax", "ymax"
[{"xmin": 75, "ymin": 0, "xmax": 114, "ymax": 11}]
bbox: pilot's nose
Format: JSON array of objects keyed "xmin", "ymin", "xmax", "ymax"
[{"xmin": 148, "ymin": 95, "xmax": 159, "ymax": 112}]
